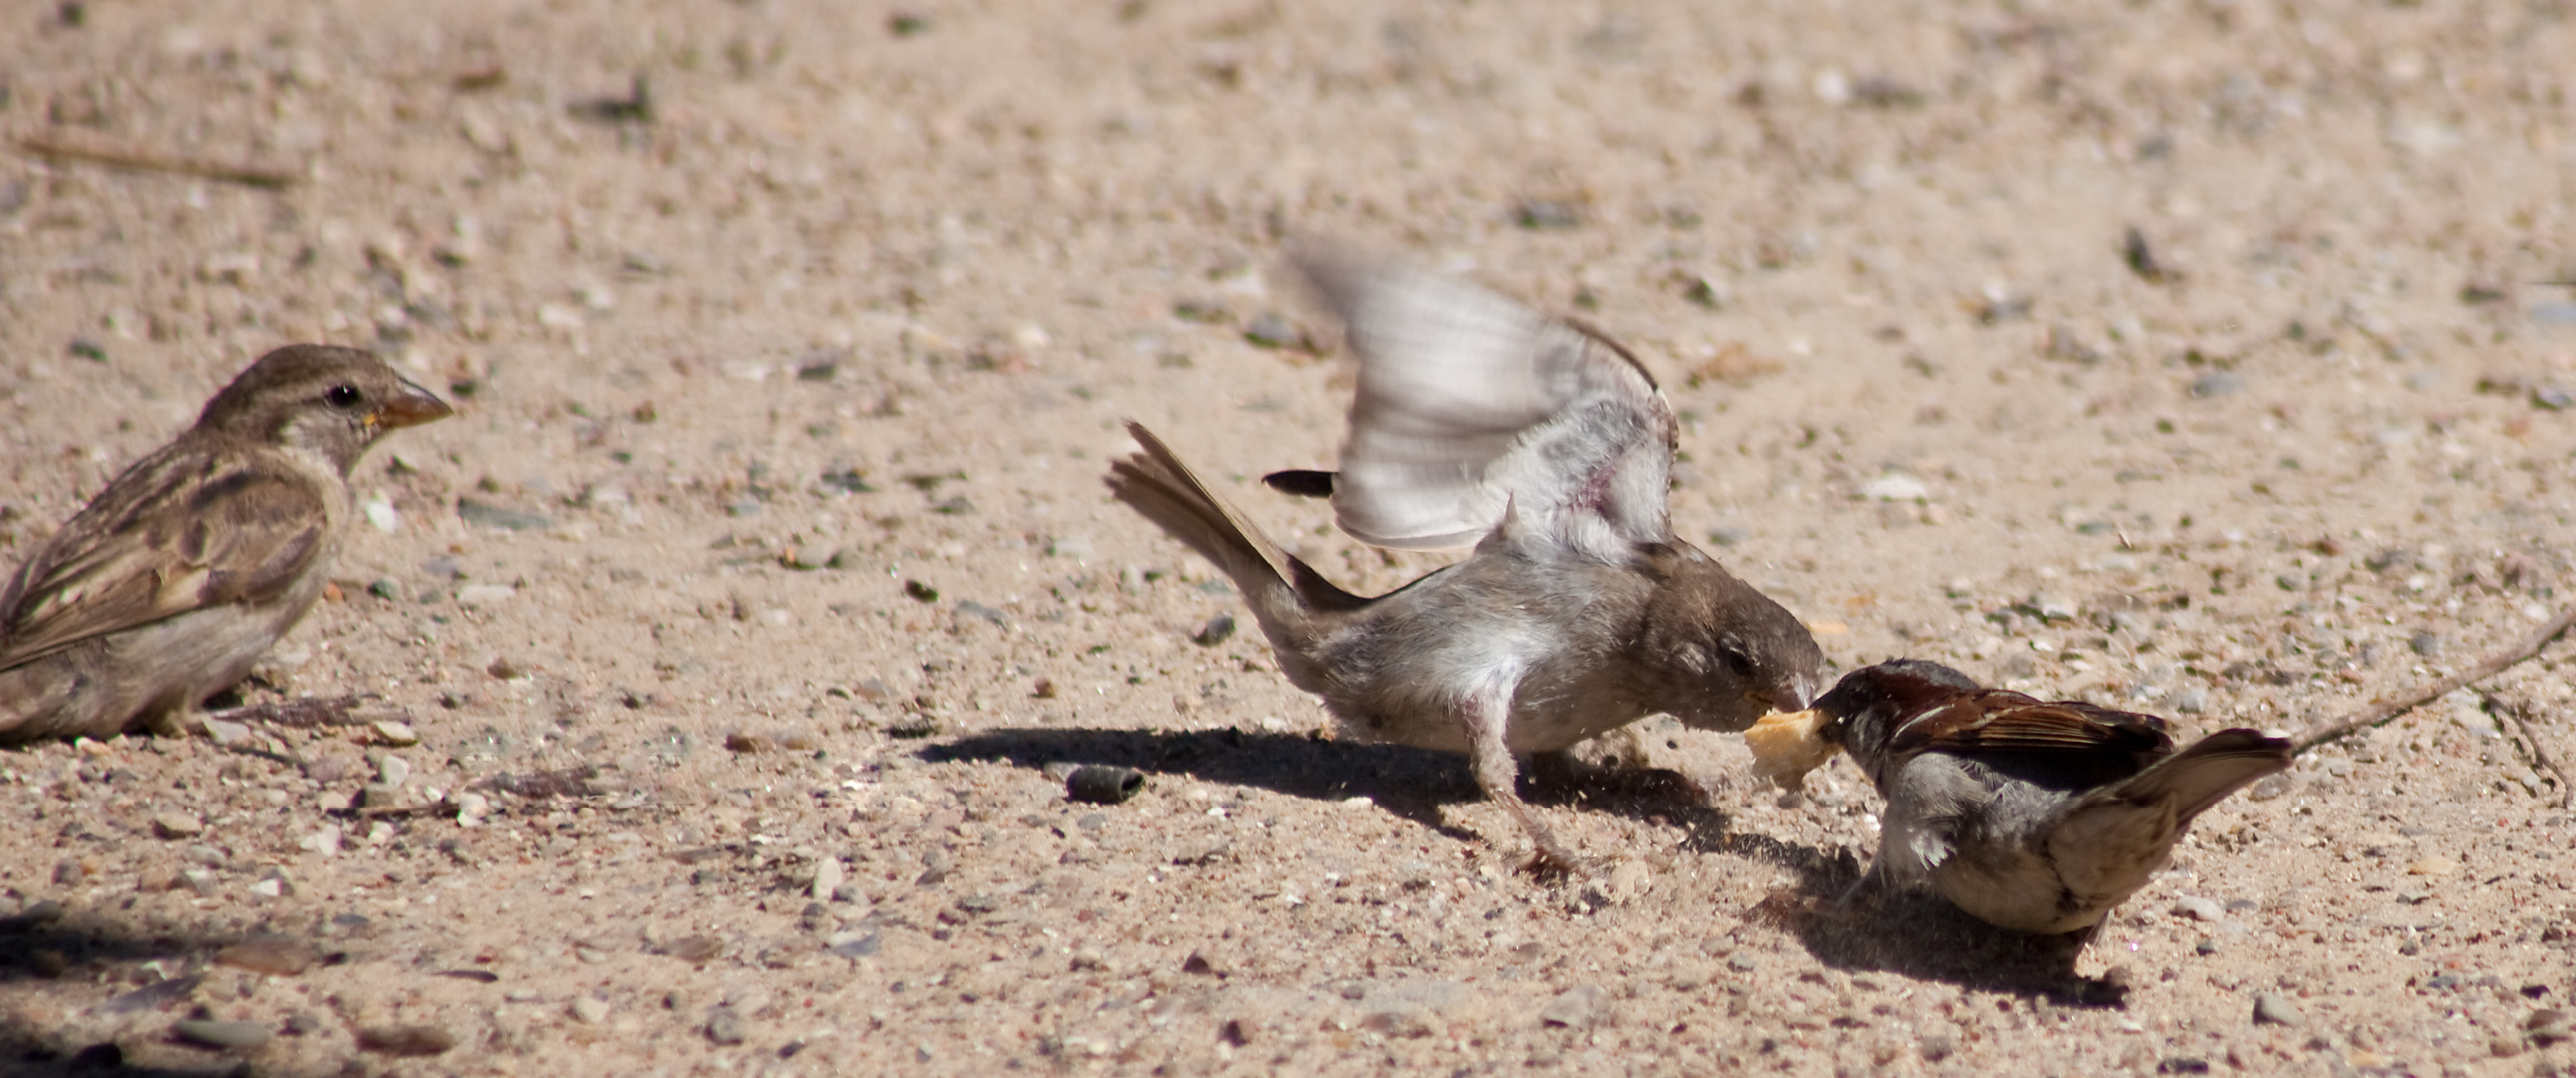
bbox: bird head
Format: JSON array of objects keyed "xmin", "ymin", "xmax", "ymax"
[
  {"xmin": 1638, "ymin": 543, "xmax": 1825, "ymax": 732},
  {"xmin": 1808, "ymin": 659, "xmax": 1983, "ymax": 779},
  {"xmin": 201, "ymin": 345, "xmax": 453, "ymax": 474}
]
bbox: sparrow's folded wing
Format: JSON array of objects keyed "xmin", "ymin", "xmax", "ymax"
[
  {"xmin": 1893, "ymin": 694, "xmax": 2173, "ymax": 759},
  {"xmin": 1294, "ymin": 249, "xmax": 1674, "ymax": 561},
  {"xmin": 0, "ymin": 454, "xmax": 327, "ymax": 667}
]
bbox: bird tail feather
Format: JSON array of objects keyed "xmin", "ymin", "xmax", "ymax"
[
  {"xmin": 2112, "ymin": 728, "xmax": 2292, "ymax": 823},
  {"xmin": 1106, "ymin": 423, "xmax": 1364, "ymax": 633}
]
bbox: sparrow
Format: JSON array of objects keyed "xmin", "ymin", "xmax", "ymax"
[
  {"xmin": 1805, "ymin": 659, "xmax": 2291, "ymax": 936},
  {"xmin": 1108, "ymin": 248, "xmax": 1822, "ymax": 871},
  {"xmin": 0, "ymin": 345, "xmax": 453, "ymax": 743}
]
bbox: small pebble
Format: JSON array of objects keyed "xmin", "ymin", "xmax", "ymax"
[
  {"xmin": 1192, "ymin": 613, "xmax": 1237, "ymax": 647},
  {"xmin": 1242, "ymin": 312, "xmax": 1303, "ymax": 350},
  {"xmin": 1514, "ymin": 199, "xmax": 1582, "ymax": 230},
  {"xmin": 1728, "ymin": 953, "xmax": 1759, "ymax": 972},
  {"xmin": 355, "ymin": 1025, "xmax": 457, "ymax": 1057},
  {"xmin": 812, "ymin": 857, "xmax": 846, "ymax": 902},
  {"xmin": 217, "ymin": 937, "xmax": 319, "ymax": 976},
  {"xmin": 1066, "ymin": 765, "xmax": 1146, "ymax": 805},
  {"xmin": 2253, "ymin": 992, "xmax": 2303, "ymax": 1026},
  {"xmin": 172, "ymin": 1019, "xmax": 272, "ymax": 1051},
  {"xmin": 2407, "ymin": 856, "xmax": 2458, "ymax": 876},
  {"xmin": 376, "ymin": 755, "xmax": 411, "ymax": 788},
  {"xmin": 371, "ymin": 720, "xmax": 419, "ymax": 746},
  {"xmin": 202, "ymin": 719, "xmax": 253, "ymax": 747},
  {"xmin": 2170, "ymin": 896, "xmax": 2225, "ymax": 922},
  {"xmin": 2189, "ymin": 372, "xmax": 2247, "ymax": 398},
  {"xmin": 569, "ymin": 997, "xmax": 610, "ymax": 1024},
  {"xmin": 456, "ymin": 584, "xmax": 516, "ymax": 605},
  {"xmin": 705, "ymin": 1007, "xmax": 748, "ymax": 1046},
  {"xmin": 456, "ymin": 498, "xmax": 551, "ymax": 531},
  {"xmin": 151, "ymin": 812, "xmax": 203, "ymax": 839},
  {"xmin": 1861, "ymin": 474, "xmax": 1928, "ymax": 501},
  {"xmin": 663, "ymin": 936, "xmax": 724, "ymax": 964},
  {"xmin": 1539, "ymin": 985, "xmax": 1608, "ymax": 1029}
]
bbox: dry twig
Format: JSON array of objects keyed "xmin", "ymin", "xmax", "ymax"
[
  {"xmin": 16, "ymin": 132, "xmax": 299, "ymax": 189},
  {"xmin": 2291, "ymin": 605, "xmax": 2576, "ymax": 755}
]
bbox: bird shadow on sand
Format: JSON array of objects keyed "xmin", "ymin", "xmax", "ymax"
[
  {"xmin": 0, "ymin": 903, "xmax": 346, "ymax": 1077},
  {"xmin": 1710, "ymin": 830, "xmax": 2129, "ymax": 1007},
  {"xmin": 927, "ymin": 725, "xmax": 2126, "ymax": 1006},
  {"xmin": 924, "ymin": 726, "xmax": 1741, "ymax": 862}
]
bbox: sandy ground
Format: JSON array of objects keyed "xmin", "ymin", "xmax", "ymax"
[{"xmin": 2, "ymin": 0, "xmax": 2574, "ymax": 1074}]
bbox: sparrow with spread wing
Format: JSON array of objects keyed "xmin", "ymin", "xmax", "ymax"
[
  {"xmin": 0, "ymin": 345, "xmax": 452, "ymax": 742},
  {"xmin": 1803, "ymin": 659, "xmax": 2291, "ymax": 936},
  {"xmin": 1109, "ymin": 248, "xmax": 1821, "ymax": 871}
]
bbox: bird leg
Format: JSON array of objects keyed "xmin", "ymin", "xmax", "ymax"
[
  {"xmin": 1458, "ymin": 693, "xmax": 1592, "ymax": 877},
  {"xmin": 1834, "ymin": 858, "xmax": 1890, "ymax": 910}
]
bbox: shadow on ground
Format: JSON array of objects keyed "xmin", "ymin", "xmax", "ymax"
[
  {"xmin": 0, "ymin": 902, "xmax": 361, "ymax": 1077},
  {"xmin": 929, "ymin": 725, "xmax": 2127, "ymax": 1006},
  {"xmin": 1716, "ymin": 832, "xmax": 2128, "ymax": 1007},
  {"xmin": 924, "ymin": 725, "xmax": 1733, "ymax": 852}
]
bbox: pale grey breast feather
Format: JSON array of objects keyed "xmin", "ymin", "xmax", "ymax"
[{"xmin": 1295, "ymin": 248, "xmax": 1673, "ymax": 560}]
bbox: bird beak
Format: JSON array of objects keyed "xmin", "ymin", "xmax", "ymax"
[
  {"xmin": 1744, "ymin": 678, "xmax": 1814, "ymax": 714},
  {"xmin": 376, "ymin": 378, "xmax": 455, "ymax": 430}
]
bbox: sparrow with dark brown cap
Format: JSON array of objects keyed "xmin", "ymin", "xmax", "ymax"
[
  {"xmin": 1759, "ymin": 659, "xmax": 2290, "ymax": 937},
  {"xmin": 0, "ymin": 345, "xmax": 452, "ymax": 742},
  {"xmin": 1108, "ymin": 248, "xmax": 1822, "ymax": 872}
]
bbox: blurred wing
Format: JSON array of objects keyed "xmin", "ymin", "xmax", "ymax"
[
  {"xmin": 1893, "ymin": 693, "xmax": 2173, "ymax": 760},
  {"xmin": 0, "ymin": 451, "xmax": 327, "ymax": 667},
  {"xmin": 1294, "ymin": 248, "xmax": 1674, "ymax": 560}
]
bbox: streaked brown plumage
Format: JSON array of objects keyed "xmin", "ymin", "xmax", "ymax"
[
  {"xmin": 0, "ymin": 345, "xmax": 451, "ymax": 742},
  {"xmin": 1815, "ymin": 659, "xmax": 2292, "ymax": 936}
]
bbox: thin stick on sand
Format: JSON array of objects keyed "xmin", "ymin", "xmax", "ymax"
[
  {"xmin": 2291, "ymin": 606, "xmax": 2576, "ymax": 771},
  {"xmin": 16, "ymin": 132, "xmax": 300, "ymax": 189}
]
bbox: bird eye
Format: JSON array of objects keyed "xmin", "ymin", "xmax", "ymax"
[
  {"xmin": 1718, "ymin": 645, "xmax": 1756, "ymax": 677},
  {"xmin": 325, "ymin": 385, "xmax": 364, "ymax": 409}
]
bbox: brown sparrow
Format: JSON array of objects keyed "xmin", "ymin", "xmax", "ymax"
[
  {"xmin": 1108, "ymin": 249, "xmax": 1821, "ymax": 871},
  {"xmin": 0, "ymin": 345, "xmax": 452, "ymax": 742},
  {"xmin": 1799, "ymin": 659, "xmax": 2290, "ymax": 936}
]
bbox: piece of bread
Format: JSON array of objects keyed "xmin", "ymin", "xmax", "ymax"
[{"xmin": 1743, "ymin": 709, "xmax": 1840, "ymax": 791}]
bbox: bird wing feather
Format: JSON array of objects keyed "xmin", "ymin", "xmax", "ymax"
[
  {"xmin": 0, "ymin": 451, "xmax": 327, "ymax": 668},
  {"xmin": 1892, "ymin": 693, "xmax": 2173, "ymax": 759},
  {"xmin": 1293, "ymin": 248, "xmax": 1674, "ymax": 562}
]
